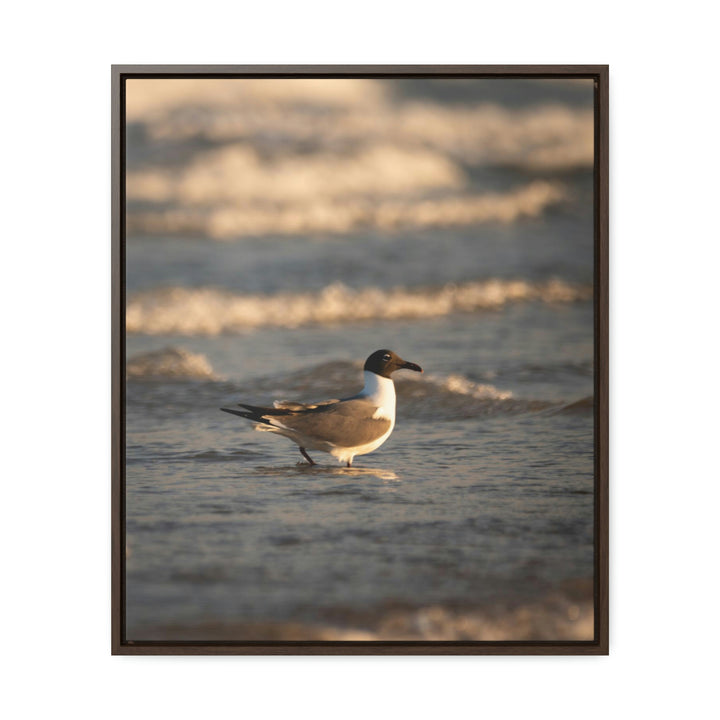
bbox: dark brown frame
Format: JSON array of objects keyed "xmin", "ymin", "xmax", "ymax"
[{"xmin": 112, "ymin": 65, "xmax": 608, "ymax": 655}]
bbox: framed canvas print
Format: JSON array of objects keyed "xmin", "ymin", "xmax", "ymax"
[{"xmin": 112, "ymin": 65, "xmax": 608, "ymax": 655}]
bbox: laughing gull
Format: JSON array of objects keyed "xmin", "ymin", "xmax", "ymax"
[{"xmin": 221, "ymin": 349, "xmax": 422, "ymax": 467}]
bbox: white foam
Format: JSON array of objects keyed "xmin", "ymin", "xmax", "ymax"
[
  {"xmin": 126, "ymin": 278, "xmax": 591, "ymax": 336},
  {"xmin": 125, "ymin": 78, "xmax": 390, "ymax": 121},
  {"xmin": 127, "ymin": 179, "xmax": 566, "ymax": 239},
  {"xmin": 125, "ymin": 78, "xmax": 591, "ymax": 239},
  {"xmin": 127, "ymin": 142, "xmax": 464, "ymax": 206},
  {"xmin": 126, "ymin": 346, "xmax": 218, "ymax": 379},
  {"xmin": 126, "ymin": 79, "xmax": 593, "ymax": 171},
  {"xmin": 427, "ymin": 373, "xmax": 513, "ymax": 400}
]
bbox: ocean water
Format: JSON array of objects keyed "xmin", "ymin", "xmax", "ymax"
[{"xmin": 124, "ymin": 78, "xmax": 596, "ymax": 642}]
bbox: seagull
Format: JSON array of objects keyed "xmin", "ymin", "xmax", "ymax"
[{"xmin": 221, "ymin": 349, "xmax": 423, "ymax": 467}]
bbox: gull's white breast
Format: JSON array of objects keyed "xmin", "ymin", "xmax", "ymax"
[{"xmin": 359, "ymin": 371, "xmax": 397, "ymax": 424}]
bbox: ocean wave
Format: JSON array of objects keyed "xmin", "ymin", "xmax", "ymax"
[
  {"xmin": 395, "ymin": 372, "xmax": 560, "ymax": 420},
  {"xmin": 127, "ymin": 172, "xmax": 565, "ymax": 239},
  {"xmin": 552, "ymin": 396, "xmax": 594, "ymax": 414},
  {"xmin": 129, "ymin": 592, "xmax": 593, "ymax": 641},
  {"xmin": 126, "ymin": 346, "xmax": 219, "ymax": 380},
  {"xmin": 127, "ymin": 143, "xmax": 465, "ymax": 205},
  {"xmin": 125, "ymin": 78, "xmax": 391, "ymax": 121},
  {"xmin": 420, "ymin": 373, "xmax": 513, "ymax": 400},
  {"xmin": 127, "ymin": 278, "xmax": 591, "ymax": 335},
  {"xmin": 126, "ymin": 79, "xmax": 593, "ymax": 171},
  {"xmin": 125, "ymin": 79, "xmax": 591, "ymax": 240}
]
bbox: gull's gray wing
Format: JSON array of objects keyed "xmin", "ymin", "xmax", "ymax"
[
  {"xmin": 272, "ymin": 399, "xmax": 340, "ymax": 410},
  {"xmin": 265, "ymin": 398, "xmax": 391, "ymax": 447}
]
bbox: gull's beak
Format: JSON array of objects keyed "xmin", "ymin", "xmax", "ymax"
[{"xmin": 401, "ymin": 360, "xmax": 423, "ymax": 373}]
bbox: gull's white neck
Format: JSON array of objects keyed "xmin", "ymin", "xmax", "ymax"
[{"xmin": 360, "ymin": 370, "xmax": 396, "ymax": 422}]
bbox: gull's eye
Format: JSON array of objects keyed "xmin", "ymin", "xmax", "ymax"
[{"xmin": 382, "ymin": 353, "xmax": 391, "ymax": 361}]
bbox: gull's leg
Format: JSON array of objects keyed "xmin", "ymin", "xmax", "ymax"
[
  {"xmin": 346, "ymin": 460, "xmax": 352, "ymax": 468},
  {"xmin": 299, "ymin": 447, "xmax": 316, "ymax": 465}
]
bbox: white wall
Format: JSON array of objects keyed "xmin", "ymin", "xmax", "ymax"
[{"xmin": 2, "ymin": 1, "xmax": 717, "ymax": 718}]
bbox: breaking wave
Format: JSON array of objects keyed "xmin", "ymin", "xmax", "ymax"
[
  {"xmin": 126, "ymin": 278, "xmax": 591, "ymax": 336},
  {"xmin": 395, "ymin": 372, "xmax": 559, "ymax": 420},
  {"xmin": 125, "ymin": 78, "xmax": 592, "ymax": 239},
  {"xmin": 129, "ymin": 591, "xmax": 594, "ymax": 641},
  {"xmin": 127, "ymin": 143, "xmax": 464, "ymax": 205},
  {"xmin": 126, "ymin": 79, "xmax": 593, "ymax": 171},
  {"xmin": 125, "ymin": 78, "xmax": 391, "ymax": 121},
  {"xmin": 126, "ymin": 177, "xmax": 566, "ymax": 239},
  {"xmin": 420, "ymin": 373, "xmax": 513, "ymax": 400},
  {"xmin": 126, "ymin": 346, "xmax": 219, "ymax": 380}
]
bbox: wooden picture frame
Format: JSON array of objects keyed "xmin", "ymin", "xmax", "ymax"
[{"xmin": 112, "ymin": 65, "xmax": 608, "ymax": 655}]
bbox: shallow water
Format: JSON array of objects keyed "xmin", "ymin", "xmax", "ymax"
[
  {"xmin": 125, "ymin": 305, "xmax": 595, "ymax": 640},
  {"xmin": 124, "ymin": 77, "xmax": 596, "ymax": 641}
]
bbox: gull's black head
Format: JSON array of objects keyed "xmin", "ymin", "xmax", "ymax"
[{"xmin": 364, "ymin": 349, "xmax": 423, "ymax": 379}]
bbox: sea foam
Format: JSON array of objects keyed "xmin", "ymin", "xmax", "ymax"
[
  {"xmin": 126, "ymin": 278, "xmax": 592, "ymax": 336},
  {"xmin": 126, "ymin": 346, "xmax": 218, "ymax": 379},
  {"xmin": 126, "ymin": 79, "xmax": 593, "ymax": 171},
  {"xmin": 127, "ymin": 164, "xmax": 565, "ymax": 239},
  {"xmin": 125, "ymin": 78, "xmax": 591, "ymax": 239}
]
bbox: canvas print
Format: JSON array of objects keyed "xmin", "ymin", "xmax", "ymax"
[{"xmin": 122, "ymin": 75, "xmax": 597, "ymax": 643}]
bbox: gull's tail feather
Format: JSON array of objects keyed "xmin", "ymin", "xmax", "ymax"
[{"xmin": 220, "ymin": 403, "xmax": 292, "ymax": 425}]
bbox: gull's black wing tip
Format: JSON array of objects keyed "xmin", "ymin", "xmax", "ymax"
[
  {"xmin": 220, "ymin": 406, "xmax": 274, "ymax": 426},
  {"xmin": 220, "ymin": 407, "xmax": 249, "ymax": 417}
]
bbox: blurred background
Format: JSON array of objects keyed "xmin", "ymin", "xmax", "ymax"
[{"xmin": 125, "ymin": 77, "xmax": 596, "ymax": 641}]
